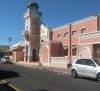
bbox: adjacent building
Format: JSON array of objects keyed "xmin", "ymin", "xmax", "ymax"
[
  {"xmin": 9, "ymin": 2, "xmax": 100, "ymax": 68},
  {"xmin": 0, "ymin": 45, "xmax": 9, "ymax": 58}
]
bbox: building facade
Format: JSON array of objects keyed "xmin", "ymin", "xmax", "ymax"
[
  {"xmin": 0, "ymin": 45, "xmax": 9, "ymax": 58},
  {"xmin": 10, "ymin": 2, "xmax": 100, "ymax": 68}
]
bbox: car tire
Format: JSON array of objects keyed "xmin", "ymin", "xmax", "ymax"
[
  {"xmin": 97, "ymin": 73, "xmax": 100, "ymax": 83},
  {"xmin": 71, "ymin": 69, "xmax": 78, "ymax": 78}
]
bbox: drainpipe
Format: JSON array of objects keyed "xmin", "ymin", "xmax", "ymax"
[
  {"xmin": 68, "ymin": 24, "xmax": 72, "ymax": 66},
  {"xmin": 48, "ymin": 42, "xmax": 51, "ymax": 67},
  {"xmin": 97, "ymin": 15, "xmax": 100, "ymax": 31}
]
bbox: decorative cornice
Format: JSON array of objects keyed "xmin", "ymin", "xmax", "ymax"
[
  {"xmin": 24, "ymin": 12, "xmax": 30, "ymax": 19},
  {"xmin": 78, "ymin": 31, "xmax": 100, "ymax": 39},
  {"xmin": 79, "ymin": 42, "xmax": 100, "ymax": 45}
]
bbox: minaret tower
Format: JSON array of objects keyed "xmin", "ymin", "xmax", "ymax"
[{"xmin": 23, "ymin": 1, "xmax": 42, "ymax": 62}]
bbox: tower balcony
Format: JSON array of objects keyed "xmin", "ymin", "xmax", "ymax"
[{"xmin": 22, "ymin": 30, "xmax": 29, "ymax": 41}]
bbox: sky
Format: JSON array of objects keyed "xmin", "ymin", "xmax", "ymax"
[{"xmin": 0, "ymin": 0, "xmax": 100, "ymax": 46}]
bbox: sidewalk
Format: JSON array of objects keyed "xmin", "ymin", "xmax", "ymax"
[{"xmin": 14, "ymin": 62, "xmax": 71, "ymax": 74}]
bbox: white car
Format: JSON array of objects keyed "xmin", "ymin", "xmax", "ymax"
[
  {"xmin": 71, "ymin": 59, "xmax": 100, "ymax": 82},
  {"xmin": 0, "ymin": 56, "xmax": 12, "ymax": 64}
]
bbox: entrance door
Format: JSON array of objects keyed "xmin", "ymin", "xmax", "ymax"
[
  {"xmin": 93, "ymin": 44, "xmax": 100, "ymax": 60},
  {"xmin": 32, "ymin": 49, "xmax": 36, "ymax": 61}
]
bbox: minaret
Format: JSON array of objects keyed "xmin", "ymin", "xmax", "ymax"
[{"xmin": 23, "ymin": 1, "xmax": 42, "ymax": 62}]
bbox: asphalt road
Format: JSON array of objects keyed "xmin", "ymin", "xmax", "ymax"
[{"xmin": 0, "ymin": 63, "xmax": 100, "ymax": 91}]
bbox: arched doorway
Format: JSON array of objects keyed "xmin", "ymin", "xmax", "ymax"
[
  {"xmin": 79, "ymin": 46, "xmax": 92, "ymax": 59},
  {"xmin": 32, "ymin": 49, "xmax": 36, "ymax": 61}
]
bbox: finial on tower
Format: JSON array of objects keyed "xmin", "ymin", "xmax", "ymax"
[{"xmin": 27, "ymin": 0, "xmax": 39, "ymax": 9}]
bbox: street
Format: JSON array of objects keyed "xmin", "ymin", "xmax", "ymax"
[{"xmin": 0, "ymin": 63, "xmax": 100, "ymax": 91}]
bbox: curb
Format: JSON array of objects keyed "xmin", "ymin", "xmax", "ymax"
[{"xmin": 15, "ymin": 63, "xmax": 71, "ymax": 75}]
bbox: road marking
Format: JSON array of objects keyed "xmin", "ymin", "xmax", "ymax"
[{"xmin": 0, "ymin": 80, "xmax": 21, "ymax": 91}]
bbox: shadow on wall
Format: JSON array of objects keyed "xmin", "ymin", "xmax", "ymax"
[{"xmin": 0, "ymin": 70, "xmax": 20, "ymax": 80}]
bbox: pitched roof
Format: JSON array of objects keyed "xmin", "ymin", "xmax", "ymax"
[{"xmin": 10, "ymin": 41, "xmax": 24, "ymax": 48}]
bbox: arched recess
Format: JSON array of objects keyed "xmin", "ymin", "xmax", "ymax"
[
  {"xmin": 32, "ymin": 49, "xmax": 36, "ymax": 61},
  {"xmin": 79, "ymin": 46, "xmax": 92, "ymax": 59},
  {"xmin": 40, "ymin": 44, "xmax": 49, "ymax": 66}
]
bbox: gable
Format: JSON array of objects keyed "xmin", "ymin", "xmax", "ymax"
[{"xmin": 40, "ymin": 24, "xmax": 48, "ymax": 36}]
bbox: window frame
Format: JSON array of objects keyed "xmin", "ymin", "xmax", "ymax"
[
  {"xmin": 64, "ymin": 32, "xmax": 68, "ymax": 37},
  {"xmin": 64, "ymin": 46, "xmax": 68, "ymax": 56},
  {"xmin": 81, "ymin": 28, "xmax": 86, "ymax": 34},
  {"xmin": 57, "ymin": 34, "xmax": 61, "ymax": 38},
  {"xmin": 72, "ymin": 30, "xmax": 76, "ymax": 36},
  {"xmin": 9, "ymin": 52, "xmax": 12, "ymax": 56},
  {"xmin": 72, "ymin": 45, "xmax": 77, "ymax": 56}
]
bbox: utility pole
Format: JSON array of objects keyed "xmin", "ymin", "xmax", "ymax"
[
  {"xmin": 8, "ymin": 37, "xmax": 12, "ymax": 46},
  {"xmin": 8, "ymin": 37, "xmax": 12, "ymax": 57}
]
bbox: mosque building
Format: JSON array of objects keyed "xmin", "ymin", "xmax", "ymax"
[{"xmin": 9, "ymin": 1, "xmax": 100, "ymax": 68}]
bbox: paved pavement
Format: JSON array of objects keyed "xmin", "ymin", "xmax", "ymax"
[{"xmin": 14, "ymin": 62, "xmax": 71, "ymax": 74}]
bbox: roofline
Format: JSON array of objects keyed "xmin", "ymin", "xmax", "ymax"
[
  {"xmin": 10, "ymin": 41, "xmax": 24, "ymax": 48},
  {"xmin": 71, "ymin": 16, "xmax": 96, "ymax": 25},
  {"xmin": 52, "ymin": 15, "xmax": 97, "ymax": 31}
]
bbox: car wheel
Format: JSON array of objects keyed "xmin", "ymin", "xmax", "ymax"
[
  {"xmin": 71, "ymin": 69, "xmax": 78, "ymax": 78},
  {"xmin": 97, "ymin": 73, "xmax": 100, "ymax": 83}
]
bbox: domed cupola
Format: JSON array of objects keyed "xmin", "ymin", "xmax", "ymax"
[{"xmin": 27, "ymin": 2, "xmax": 39, "ymax": 10}]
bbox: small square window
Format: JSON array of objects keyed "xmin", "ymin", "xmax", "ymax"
[
  {"xmin": 64, "ymin": 46, "xmax": 68, "ymax": 56},
  {"xmin": 64, "ymin": 32, "xmax": 68, "ymax": 37},
  {"xmin": 72, "ymin": 30, "xmax": 76, "ymax": 36},
  {"xmin": 81, "ymin": 28, "xmax": 86, "ymax": 34},
  {"xmin": 9, "ymin": 52, "xmax": 12, "ymax": 56},
  {"xmin": 57, "ymin": 34, "xmax": 61, "ymax": 38},
  {"xmin": 72, "ymin": 45, "xmax": 77, "ymax": 56}
]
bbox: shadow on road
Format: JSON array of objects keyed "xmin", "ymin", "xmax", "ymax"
[
  {"xmin": 0, "ymin": 82, "xmax": 16, "ymax": 91},
  {"xmin": 0, "ymin": 70, "xmax": 20, "ymax": 80}
]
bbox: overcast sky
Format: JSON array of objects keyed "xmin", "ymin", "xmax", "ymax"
[{"xmin": 0, "ymin": 0, "xmax": 100, "ymax": 45}]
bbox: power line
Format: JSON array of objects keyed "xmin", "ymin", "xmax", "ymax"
[
  {"xmin": 8, "ymin": 37, "xmax": 12, "ymax": 46},
  {"xmin": 0, "ymin": 37, "xmax": 23, "ymax": 46},
  {"xmin": 0, "ymin": 37, "xmax": 22, "ymax": 40}
]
